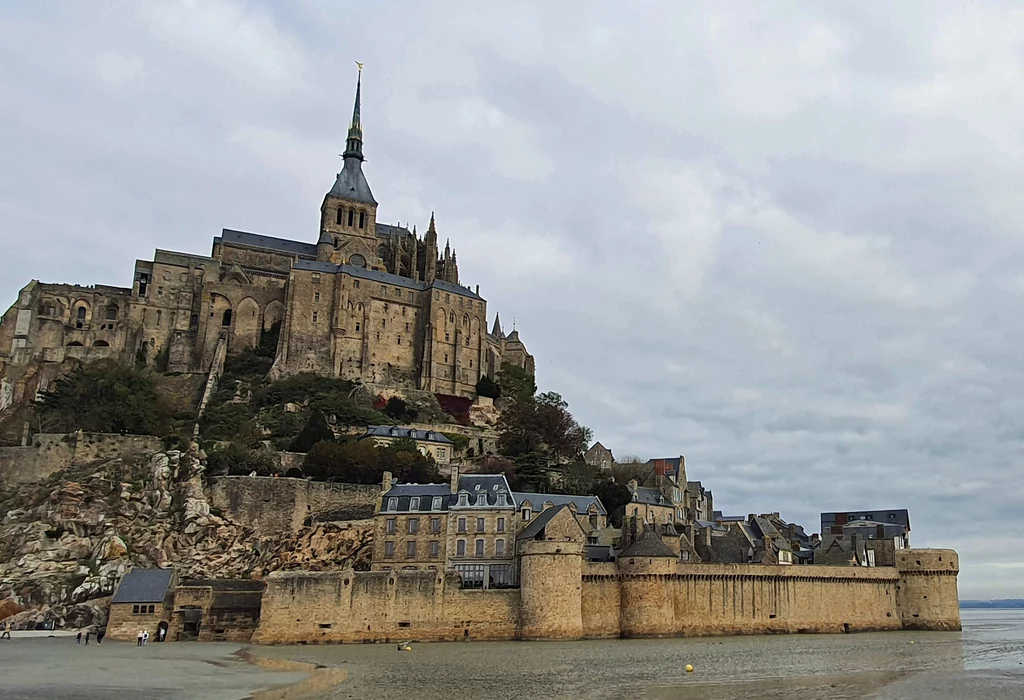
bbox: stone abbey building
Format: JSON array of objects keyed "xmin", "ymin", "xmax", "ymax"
[{"xmin": 0, "ymin": 70, "xmax": 533, "ymax": 406}]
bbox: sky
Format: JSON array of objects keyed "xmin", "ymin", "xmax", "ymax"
[{"xmin": 1, "ymin": 1, "xmax": 1022, "ymax": 599}]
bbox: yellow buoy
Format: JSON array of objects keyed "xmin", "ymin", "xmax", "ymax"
[
  {"xmin": 685, "ymin": 664, "xmax": 694, "ymax": 673},
  {"xmin": 404, "ymin": 645, "xmax": 412, "ymax": 651},
  {"xmin": 909, "ymin": 641, "xmax": 915, "ymax": 644}
]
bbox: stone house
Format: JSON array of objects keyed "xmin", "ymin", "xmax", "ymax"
[
  {"xmin": 371, "ymin": 467, "xmax": 606, "ymax": 589},
  {"xmin": 106, "ymin": 568, "xmax": 176, "ymax": 641},
  {"xmin": 816, "ymin": 518, "xmax": 910, "ymax": 567},
  {"xmin": 359, "ymin": 425, "xmax": 455, "ymax": 464},
  {"xmin": 821, "ymin": 510, "xmax": 911, "ymax": 547},
  {"xmin": 583, "ymin": 442, "xmax": 614, "ymax": 470},
  {"xmin": 168, "ymin": 579, "xmax": 264, "ymax": 642}
]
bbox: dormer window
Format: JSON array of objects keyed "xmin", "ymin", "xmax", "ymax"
[
  {"xmin": 496, "ymin": 493, "xmax": 507, "ymax": 506},
  {"xmin": 522, "ymin": 508, "xmax": 532, "ymax": 522},
  {"xmin": 432, "ymin": 496, "xmax": 442, "ymax": 510},
  {"xmin": 410, "ymin": 497, "xmax": 420, "ymax": 510},
  {"xmin": 459, "ymin": 493, "xmax": 469, "ymax": 507},
  {"xmin": 388, "ymin": 497, "xmax": 398, "ymax": 511}
]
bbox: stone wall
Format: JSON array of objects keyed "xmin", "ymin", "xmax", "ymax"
[
  {"xmin": 209, "ymin": 476, "xmax": 380, "ymax": 535},
  {"xmin": 106, "ymin": 602, "xmax": 171, "ymax": 642},
  {"xmin": 252, "ymin": 569, "xmax": 520, "ymax": 644},
  {"xmin": 252, "ymin": 548, "xmax": 959, "ymax": 644},
  {"xmin": 0, "ymin": 432, "xmax": 164, "ymax": 487}
]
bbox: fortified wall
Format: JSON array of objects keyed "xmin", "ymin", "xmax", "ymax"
[
  {"xmin": 209, "ymin": 476, "xmax": 380, "ymax": 535},
  {"xmin": 0, "ymin": 431, "xmax": 164, "ymax": 486},
  {"xmin": 252, "ymin": 544, "xmax": 960, "ymax": 644}
]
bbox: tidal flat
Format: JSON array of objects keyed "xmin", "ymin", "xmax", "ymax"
[{"xmin": 2, "ymin": 610, "xmax": 1022, "ymax": 700}]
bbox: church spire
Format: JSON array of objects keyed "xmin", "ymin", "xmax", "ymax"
[
  {"xmin": 343, "ymin": 63, "xmax": 364, "ymax": 162},
  {"xmin": 492, "ymin": 313, "xmax": 503, "ymax": 337}
]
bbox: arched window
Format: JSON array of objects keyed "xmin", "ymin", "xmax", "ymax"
[
  {"xmin": 359, "ymin": 211, "xmax": 366, "ymax": 229},
  {"xmin": 336, "ymin": 207, "xmax": 344, "ymax": 225},
  {"xmin": 463, "ymin": 314, "xmax": 469, "ymax": 327},
  {"xmin": 105, "ymin": 305, "xmax": 118, "ymax": 320},
  {"xmin": 222, "ymin": 309, "xmax": 232, "ymax": 327},
  {"xmin": 377, "ymin": 245, "xmax": 386, "ymax": 259},
  {"xmin": 449, "ymin": 312, "xmax": 455, "ymax": 324},
  {"xmin": 75, "ymin": 306, "xmax": 86, "ymax": 329},
  {"xmin": 349, "ymin": 253, "xmax": 366, "ymax": 268},
  {"xmin": 156, "ymin": 310, "xmax": 162, "ymax": 326},
  {"xmin": 348, "ymin": 210, "xmax": 354, "ymax": 226}
]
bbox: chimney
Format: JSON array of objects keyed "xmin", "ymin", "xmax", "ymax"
[
  {"xmin": 382, "ymin": 471, "xmax": 393, "ymax": 494},
  {"xmin": 450, "ymin": 465, "xmax": 460, "ymax": 494}
]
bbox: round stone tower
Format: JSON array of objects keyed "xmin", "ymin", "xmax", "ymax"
[
  {"xmin": 895, "ymin": 549, "xmax": 961, "ymax": 631},
  {"xmin": 518, "ymin": 539, "xmax": 583, "ymax": 640},
  {"xmin": 617, "ymin": 529, "xmax": 678, "ymax": 638}
]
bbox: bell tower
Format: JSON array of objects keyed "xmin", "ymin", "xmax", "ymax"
[{"xmin": 319, "ymin": 63, "xmax": 380, "ymax": 268}]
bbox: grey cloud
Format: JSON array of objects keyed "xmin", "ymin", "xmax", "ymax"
[{"xmin": 2, "ymin": 0, "xmax": 1022, "ymax": 598}]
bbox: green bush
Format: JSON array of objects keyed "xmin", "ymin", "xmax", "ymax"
[
  {"xmin": 198, "ymin": 402, "xmax": 255, "ymax": 443},
  {"xmin": 206, "ymin": 443, "xmax": 278, "ymax": 477},
  {"xmin": 303, "ymin": 439, "xmax": 441, "ymax": 484},
  {"xmin": 288, "ymin": 410, "xmax": 335, "ymax": 452},
  {"xmin": 37, "ymin": 360, "xmax": 172, "ymax": 435},
  {"xmin": 475, "ymin": 374, "xmax": 500, "ymax": 399}
]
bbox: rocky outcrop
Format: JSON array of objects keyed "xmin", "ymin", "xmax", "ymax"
[{"xmin": 0, "ymin": 446, "xmax": 373, "ymax": 631}]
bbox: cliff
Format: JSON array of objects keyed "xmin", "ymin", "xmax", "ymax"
[{"xmin": 0, "ymin": 445, "xmax": 372, "ymax": 631}]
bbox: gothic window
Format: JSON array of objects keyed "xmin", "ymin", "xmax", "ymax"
[
  {"xmin": 463, "ymin": 314, "xmax": 468, "ymax": 327},
  {"xmin": 349, "ymin": 254, "xmax": 366, "ymax": 268},
  {"xmin": 449, "ymin": 312, "xmax": 455, "ymax": 324},
  {"xmin": 222, "ymin": 309, "xmax": 232, "ymax": 326},
  {"xmin": 357, "ymin": 303, "xmax": 364, "ymax": 312},
  {"xmin": 336, "ymin": 208, "xmax": 344, "ymax": 225},
  {"xmin": 105, "ymin": 305, "xmax": 118, "ymax": 320},
  {"xmin": 75, "ymin": 306, "xmax": 86, "ymax": 328},
  {"xmin": 359, "ymin": 211, "xmax": 366, "ymax": 229},
  {"xmin": 348, "ymin": 210, "xmax": 354, "ymax": 226}
]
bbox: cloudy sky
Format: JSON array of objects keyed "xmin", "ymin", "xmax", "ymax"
[{"xmin": 3, "ymin": 1, "xmax": 1023, "ymax": 598}]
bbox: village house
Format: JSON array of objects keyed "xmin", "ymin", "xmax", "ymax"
[
  {"xmin": 816, "ymin": 509, "xmax": 911, "ymax": 566},
  {"xmin": 360, "ymin": 425, "xmax": 455, "ymax": 464}
]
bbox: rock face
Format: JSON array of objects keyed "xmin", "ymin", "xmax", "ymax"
[{"xmin": 0, "ymin": 446, "xmax": 373, "ymax": 631}]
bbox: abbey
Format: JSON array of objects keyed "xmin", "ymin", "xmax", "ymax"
[{"xmin": 0, "ymin": 70, "xmax": 532, "ymax": 403}]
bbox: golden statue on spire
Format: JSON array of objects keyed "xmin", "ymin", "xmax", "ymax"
[{"xmin": 355, "ymin": 61, "xmax": 364, "ymax": 72}]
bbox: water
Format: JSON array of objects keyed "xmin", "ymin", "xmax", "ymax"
[{"xmin": 256, "ymin": 609, "xmax": 1024, "ymax": 699}]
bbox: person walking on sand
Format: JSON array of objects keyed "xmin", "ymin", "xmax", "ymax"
[
  {"xmin": 84, "ymin": 631, "xmax": 90, "ymax": 645},
  {"xmin": 96, "ymin": 629, "xmax": 104, "ymax": 645},
  {"xmin": 76, "ymin": 630, "xmax": 82, "ymax": 645},
  {"xmin": 137, "ymin": 630, "xmax": 143, "ymax": 646},
  {"xmin": 1, "ymin": 622, "xmax": 11, "ymax": 640},
  {"xmin": 143, "ymin": 629, "xmax": 149, "ymax": 646}
]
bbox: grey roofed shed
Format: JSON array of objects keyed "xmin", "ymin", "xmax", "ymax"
[{"xmin": 111, "ymin": 568, "xmax": 175, "ymax": 604}]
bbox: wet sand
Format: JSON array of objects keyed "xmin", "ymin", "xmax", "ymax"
[
  {"xmin": 0, "ymin": 638, "xmax": 309, "ymax": 700},
  {"xmin": 253, "ymin": 610, "xmax": 1024, "ymax": 700}
]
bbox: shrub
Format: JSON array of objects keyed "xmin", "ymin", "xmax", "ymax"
[
  {"xmin": 288, "ymin": 410, "xmax": 335, "ymax": 453},
  {"xmin": 36, "ymin": 360, "xmax": 172, "ymax": 436},
  {"xmin": 206, "ymin": 443, "xmax": 277, "ymax": 477}
]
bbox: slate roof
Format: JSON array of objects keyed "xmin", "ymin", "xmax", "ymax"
[
  {"xmin": 618, "ymin": 530, "xmax": 677, "ymax": 558},
  {"xmin": 381, "ymin": 475, "xmax": 514, "ymax": 512},
  {"xmin": 329, "ymin": 157, "xmax": 376, "ymax": 204},
  {"xmin": 432, "ymin": 278, "xmax": 484, "ymax": 301},
  {"xmin": 375, "ymin": 223, "xmax": 412, "ymax": 238},
  {"xmin": 513, "ymin": 492, "xmax": 607, "ymax": 516},
  {"xmin": 630, "ymin": 486, "xmax": 671, "ymax": 507},
  {"xmin": 821, "ymin": 509, "xmax": 910, "ymax": 532},
  {"xmin": 111, "ymin": 568, "xmax": 175, "ymax": 604},
  {"xmin": 362, "ymin": 426, "xmax": 453, "ymax": 444},
  {"xmin": 218, "ymin": 228, "xmax": 318, "ymax": 257},
  {"xmin": 516, "ymin": 504, "xmax": 569, "ymax": 540},
  {"xmin": 294, "ymin": 259, "xmax": 338, "ymax": 273}
]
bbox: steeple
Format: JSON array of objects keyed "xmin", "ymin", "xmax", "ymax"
[
  {"xmin": 328, "ymin": 64, "xmax": 375, "ymax": 204},
  {"xmin": 492, "ymin": 313, "xmax": 503, "ymax": 337},
  {"xmin": 343, "ymin": 64, "xmax": 364, "ymax": 161}
]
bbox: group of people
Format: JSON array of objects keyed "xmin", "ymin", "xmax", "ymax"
[
  {"xmin": 136, "ymin": 629, "xmax": 150, "ymax": 646},
  {"xmin": 75, "ymin": 629, "xmax": 105, "ymax": 644}
]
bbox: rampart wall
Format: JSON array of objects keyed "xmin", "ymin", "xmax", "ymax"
[
  {"xmin": 252, "ymin": 548, "xmax": 960, "ymax": 644},
  {"xmin": 0, "ymin": 432, "xmax": 164, "ymax": 486},
  {"xmin": 252, "ymin": 570, "xmax": 520, "ymax": 645},
  {"xmin": 208, "ymin": 476, "xmax": 380, "ymax": 534}
]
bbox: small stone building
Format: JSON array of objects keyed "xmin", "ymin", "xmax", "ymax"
[
  {"xmin": 583, "ymin": 442, "xmax": 614, "ymax": 470},
  {"xmin": 106, "ymin": 568, "xmax": 176, "ymax": 641},
  {"xmin": 169, "ymin": 579, "xmax": 264, "ymax": 642},
  {"xmin": 360, "ymin": 425, "xmax": 455, "ymax": 464}
]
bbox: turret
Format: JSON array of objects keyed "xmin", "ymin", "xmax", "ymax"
[
  {"xmin": 424, "ymin": 213, "xmax": 438, "ymax": 284},
  {"xmin": 895, "ymin": 549, "xmax": 961, "ymax": 631},
  {"xmin": 518, "ymin": 539, "xmax": 583, "ymax": 640},
  {"xmin": 616, "ymin": 527, "xmax": 677, "ymax": 637}
]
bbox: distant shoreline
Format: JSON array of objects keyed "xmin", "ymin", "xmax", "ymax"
[{"xmin": 960, "ymin": 601, "xmax": 1024, "ymax": 609}]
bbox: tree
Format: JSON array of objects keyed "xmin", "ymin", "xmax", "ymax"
[
  {"xmin": 302, "ymin": 439, "xmax": 441, "ymax": 484},
  {"xmin": 559, "ymin": 462, "xmax": 601, "ymax": 496},
  {"xmin": 37, "ymin": 360, "xmax": 172, "ymax": 436},
  {"xmin": 496, "ymin": 363, "xmax": 536, "ymax": 404},
  {"xmin": 497, "ymin": 390, "xmax": 592, "ymax": 491},
  {"xmin": 478, "ymin": 455, "xmax": 520, "ymax": 490},
  {"xmin": 591, "ymin": 479, "xmax": 632, "ymax": 527},
  {"xmin": 475, "ymin": 374, "xmax": 501, "ymax": 399},
  {"xmin": 288, "ymin": 410, "xmax": 335, "ymax": 452},
  {"xmin": 610, "ymin": 460, "xmax": 651, "ymax": 486},
  {"xmin": 205, "ymin": 442, "xmax": 277, "ymax": 477},
  {"xmin": 383, "ymin": 397, "xmax": 408, "ymax": 420}
]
